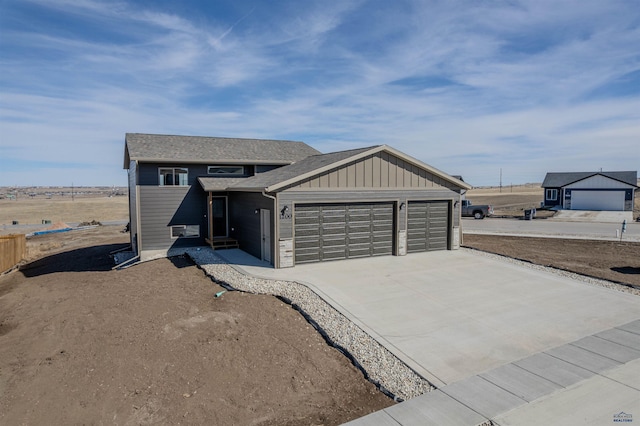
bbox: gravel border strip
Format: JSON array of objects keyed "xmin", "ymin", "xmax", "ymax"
[
  {"xmin": 461, "ymin": 247, "xmax": 640, "ymax": 297},
  {"xmin": 184, "ymin": 248, "xmax": 435, "ymax": 401}
]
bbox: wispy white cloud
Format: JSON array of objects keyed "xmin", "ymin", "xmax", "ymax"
[{"xmin": 1, "ymin": 0, "xmax": 638, "ymax": 186}]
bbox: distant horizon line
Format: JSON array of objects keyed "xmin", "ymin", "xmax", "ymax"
[{"xmin": 1, "ymin": 183, "xmax": 548, "ymax": 190}]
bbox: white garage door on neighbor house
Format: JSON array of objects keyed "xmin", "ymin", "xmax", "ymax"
[{"xmin": 571, "ymin": 190, "xmax": 625, "ymax": 211}]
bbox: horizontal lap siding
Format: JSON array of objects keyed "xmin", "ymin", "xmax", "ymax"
[
  {"xmin": 139, "ymin": 186, "xmax": 207, "ymax": 250},
  {"xmin": 138, "ymin": 163, "xmax": 208, "ymax": 251}
]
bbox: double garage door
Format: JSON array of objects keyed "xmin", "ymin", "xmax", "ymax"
[
  {"xmin": 570, "ymin": 190, "xmax": 625, "ymax": 211},
  {"xmin": 294, "ymin": 201, "xmax": 449, "ymax": 264},
  {"xmin": 295, "ymin": 203, "xmax": 394, "ymax": 264}
]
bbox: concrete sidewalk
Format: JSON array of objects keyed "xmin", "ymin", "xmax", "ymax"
[
  {"xmin": 346, "ymin": 320, "xmax": 640, "ymax": 426},
  {"xmin": 216, "ymin": 249, "xmax": 640, "ymax": 424}
]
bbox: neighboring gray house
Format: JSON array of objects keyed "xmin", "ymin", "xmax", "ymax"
[
  {"xmin": 542, "ymin": 171, "xmax": 637, "ymax": 211},
  {"xmin": 124, "ymin": 133, "xmax": 471, "ymax": 268}
]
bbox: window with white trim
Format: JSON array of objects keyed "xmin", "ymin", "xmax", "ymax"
[
  {"xmin": 171, "ymin": 225, "xmax": 199, "ymax": 238},
  {"xmin": 207, "ymin": 165, "xmax": 245, "ymax": 175},
  {"xmin": 159, "ymin": 168, "xmax": 188, "ymax": 186},
  {"xmin": 546, "ymin": 188, "xmax": 558, "ymax": 200}
]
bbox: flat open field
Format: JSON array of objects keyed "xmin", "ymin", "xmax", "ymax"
[
  {"xmin": 465, "ymin": 185, "xmax": 547, "ymax": 217},
  {"xmin": 0, "ymin": 196, "xmax": 128, "ymax": 228}
]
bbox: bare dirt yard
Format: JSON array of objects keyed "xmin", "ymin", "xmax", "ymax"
[
  {"xmin": 0, "ymin": 226, "xmax": 393, "ymax": 425},
  {"xmin": 3, "ymin": 183, "xmax": 639, "ymax": 424},
  {"xmin": 464, "ymin": 234, "xmax": 640, "ymax": 288}
]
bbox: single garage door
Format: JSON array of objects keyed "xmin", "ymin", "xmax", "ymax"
[
  {"xmin": 407, "ymin": 201, "xmax": 449, "ymax": 253},
  {"xmin": 571, "ymin": 190, "xmax": 625, "ymax": 211},
  {"xmin": 294, "ymin": 203, "xmax": 394, "ymax": 264}
]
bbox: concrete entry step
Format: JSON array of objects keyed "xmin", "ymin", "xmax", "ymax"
[{"xmin": 206, "ymin": 237, "xmax": 240, "ymax": 250}]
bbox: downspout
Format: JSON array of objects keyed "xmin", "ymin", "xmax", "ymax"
[
  {"xmin": 208, "ymin": 192, "xmax": 213, "ymax": 243},
  {"xmin": 135, "ymin": 160, "xmax": 142, "ymax": 257},
  {"xmin": 112, "ymin": 255, "xmax": 140, "ymax": 270},
  {"xmin": 458, "ymin": 188, "xmax": 465, "ymax": 247},
  {"xmin": 261, "ymin": 189, "xmax": 278, "ymax": 267}
]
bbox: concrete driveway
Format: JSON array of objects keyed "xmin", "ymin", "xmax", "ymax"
[{"xmin": 232, "ymin": 250, "xmax": 640, "ymax": 388}]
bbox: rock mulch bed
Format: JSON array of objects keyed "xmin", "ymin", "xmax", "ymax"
[{"xmin": 185, "ymin": 248, "xmax": 435, "ymax": 401}]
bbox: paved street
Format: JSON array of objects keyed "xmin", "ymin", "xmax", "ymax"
[{"xmin": 462, "ymin": 217, "xmax": 640, "ymax": 241}]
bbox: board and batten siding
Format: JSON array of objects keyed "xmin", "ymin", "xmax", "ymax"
[
  {"xmin": 138, "ymin": 185, "xmax": 207, "ymax": 251},
  {"xmin": 287, "ymin": 152, "xmax": 461, "ymax": 191}
]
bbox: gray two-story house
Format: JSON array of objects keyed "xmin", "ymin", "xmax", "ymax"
[{"xmin": 124, "ymin": 133, "xmax": 471, "ymax": 268}]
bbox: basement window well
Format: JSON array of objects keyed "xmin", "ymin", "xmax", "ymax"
[{"xmin": 171, "ymin": 225, "xmax": 199, "ymax": 238}]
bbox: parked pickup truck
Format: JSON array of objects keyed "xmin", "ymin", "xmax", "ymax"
[{"xmin": 461, "ymin": 199, "xmax": 494, "ymax": 219}]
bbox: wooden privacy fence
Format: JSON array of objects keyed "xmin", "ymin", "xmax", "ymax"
[{"xmin": 1, "ymin": 234, "xmax": 26, "ymax": 273}]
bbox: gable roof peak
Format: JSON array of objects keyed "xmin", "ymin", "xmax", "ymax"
[{"xmin": 229, "ymin": 144, "xmax": 471, "ymax": 192}]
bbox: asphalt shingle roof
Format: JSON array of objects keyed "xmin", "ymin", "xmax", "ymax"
[
  {"xmin": 197, "ymin": 177, "xmax": 248, "ymax": 192},
  {"xmin": 229, "ymin": 146, "xmax": 378, "ymax": 190},
  {"xmin": 542, "ymin": 171, "xmax": 638, "ymax": 188},
  {"xmin": 124, "ymin": 133, "xmax": 320, "ymax": 168}
]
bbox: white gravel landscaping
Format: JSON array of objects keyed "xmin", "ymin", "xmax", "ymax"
[{"xmin": 185, "ymin": 247, "xmax": 435, "ymax": 401}]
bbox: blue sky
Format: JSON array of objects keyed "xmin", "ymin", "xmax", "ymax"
[{"xmin": 1, "ymin": 0, "xmax": 639, "ymax": 187}]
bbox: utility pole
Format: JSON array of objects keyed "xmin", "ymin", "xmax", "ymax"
[
  {"xmin": 72, "ymin": 182, "xmax": 75, "ymax": 201},
  {"xmin": 499, "ymin": 168, "xmax": 503, "ymax": 193}
]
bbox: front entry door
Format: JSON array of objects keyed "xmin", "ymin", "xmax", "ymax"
[
  {"xmin": 260, "ymin": 209, "xmax": 271, "ymax": 263},
  {"xmin": 211, "ymin": 197, "xmax": 228, "ymax": 238}
]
